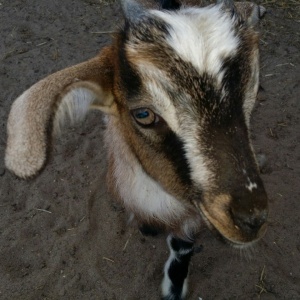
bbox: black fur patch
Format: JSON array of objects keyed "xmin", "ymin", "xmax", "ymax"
[
  {"xmin": 118, "ymin": 18, "xmax": 170, "ymax": 100},
  {"xmin": 128, "ymin": 16, "xmax": 169, "ymax": 44},
  {"xmin": 167, "ymin": 238, "xmax": 194, "ymax": 297},
  {"xmin": 170, "ymin": 237, "xmax": 194, "ymax": 252},
  {"xmin": 215, "ymin": 34, "xmax": 253, "ymax": 125},
  {"xmin": 160, "ymin": 0, "xmax": 181, "ymax": 10},
  {"xmin": 130, "ymin": 118, "xmax": 192, "ymax": 188},
  {"xmin": 118, "ymin": 27, "xmax": 142, "ymax": 99},
  {"xmin": 139, "ymin": 224, "xmax": 162, "ymax": 236},
  {"xmin": 162, "ymin": 131, "xmax": 192, "ymax": 186}
]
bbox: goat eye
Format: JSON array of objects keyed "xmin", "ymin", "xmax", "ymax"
[{"xmin": 131, "ymin": 108, "xmax": 157, "ymax": 126}]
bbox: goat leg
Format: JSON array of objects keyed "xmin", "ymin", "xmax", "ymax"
[{"xmin": 162, "ymin": 235, "xmax": 194, "ymax": 300}]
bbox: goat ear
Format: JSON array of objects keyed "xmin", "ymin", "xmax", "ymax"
[
  {"xmin": 5, "ymin": 46, "xmax": 115, "ymax": 179},
  {"xmin": 234, "ymin": 2, "xmax": 266, "ymax": 26}
]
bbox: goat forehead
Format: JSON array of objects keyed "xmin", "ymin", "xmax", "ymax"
[{"xmin": 150, "ymin": 6, "xmax": 239, "ymax": 79}]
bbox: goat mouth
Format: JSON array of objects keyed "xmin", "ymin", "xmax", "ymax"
[{"xmin": 192, "ymin": 200, "xmax": 267, "ymax": 247}]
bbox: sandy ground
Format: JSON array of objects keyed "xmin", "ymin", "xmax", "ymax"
[{"xmin": 0, "ymin": 0, "xmax": 299, "ymax": 299}]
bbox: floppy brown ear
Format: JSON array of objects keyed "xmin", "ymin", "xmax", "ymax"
[{"xmin": 5, "ymin": 46, "xmax": 115, "ymax": 179}]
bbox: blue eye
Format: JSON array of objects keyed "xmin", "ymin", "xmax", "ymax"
[
  {"xmin": 136, "ymin": 111, "xmax": 149, "ymax": 119},
  {"xmin": 131, "ymin": 108, "xmax": 157, "ymax": 126}
]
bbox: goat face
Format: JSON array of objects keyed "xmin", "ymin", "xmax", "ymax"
[
  {"xmin": 112, "ymin": 1, "xmax": 268, "ymax": 245},
  {"xmin": 5, "ymin": 0, "xmax": 268, "ymax": 249}
]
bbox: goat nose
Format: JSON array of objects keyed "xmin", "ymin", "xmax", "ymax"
[{"xmin": 230, "ymin": 207, "xmax": 268, "ymax": 234}]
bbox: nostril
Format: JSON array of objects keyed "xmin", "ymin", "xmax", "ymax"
[
  {"xmin": 230, "ymin": 208, "xmax": 267, "ymax": 233},
  {"xmin": 243, "ymin": 217, "xmax": 263, "ymax": 231}
]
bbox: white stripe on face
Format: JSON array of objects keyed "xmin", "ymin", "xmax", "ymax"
[
  {"xmin": 152, "ymin": 6, "xmax": 239, "ymax": 85},
  {"xmin": 126, "ymin": 58, "xmax": 214, "ymax": 192},
  {"xmin": 134, "ymin": 61, "xmax": 181, "ymax": 133}
]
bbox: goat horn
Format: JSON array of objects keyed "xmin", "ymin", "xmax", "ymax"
[
  {"xmin": 216, "ymin": 0, "xmax": 235, "ymax": 12},
  {"xmin": 247, "ymin": 4, "xmax": 267, "ymax": 26},
  {"xmin": 216, "ymin": 0, "xmax": 234, "ymax": 6},
  {"xmin": 121, "ymin": 0, "xmax": 146, "ymax": 23}
]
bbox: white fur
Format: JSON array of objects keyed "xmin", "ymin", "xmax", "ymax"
[
  {"xmin": 152, "ymin": 5, "xmax": 239, "ymax": 85},
  {"xmin": 245, "ymin": 177, "xmax": 257, "ymax": 192},
  {"xmin": 53, "ymin": 87, "xmax": 97, "ymax": 133},
  {"xmin": 145, "ymin": 79, "xmax": 179, "ymax": 131},
  {"xmin": 106, "ymin": 118, "xmax": 187, "ymax": 224},
  {"xmin": 180, "ymin": 120, "xmax": 214, "ymax": 190},
  {"xmin": 181, "ymin": 216, "xmax": 202, "ymax": 240},
  {"xmin": 162, "ymin": 245, "xmax": 176, "ymax": 298},
  {"xmin": 136, "ymin": 63, "xmax": 181, "ymax": 134},
  {"xmin": 243, "ymin": 48, "xmax": 260, "ymax": 126}
]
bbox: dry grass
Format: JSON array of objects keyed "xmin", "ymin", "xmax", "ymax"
[{"xmin": 255, "ymin": 265, "xmax": 268, "ymax": 298}]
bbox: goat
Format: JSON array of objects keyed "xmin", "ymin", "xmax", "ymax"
[{"xmin": 5, "ymin": 0, "xmax": 268, "ymax": 299}]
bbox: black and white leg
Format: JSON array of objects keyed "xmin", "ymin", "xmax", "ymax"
[{"xmin": 161, "ymin": 235, "xmax": 194, "ymax": 300}]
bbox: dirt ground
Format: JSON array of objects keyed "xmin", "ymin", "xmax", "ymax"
[{"xmin": 0, "ymin": 0, "xmax": 299, "ymax": 299}]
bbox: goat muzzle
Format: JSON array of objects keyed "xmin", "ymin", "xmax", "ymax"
[{"xmin": 193, "ymin": 189, "xmax": 268, "ymax": 246}]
